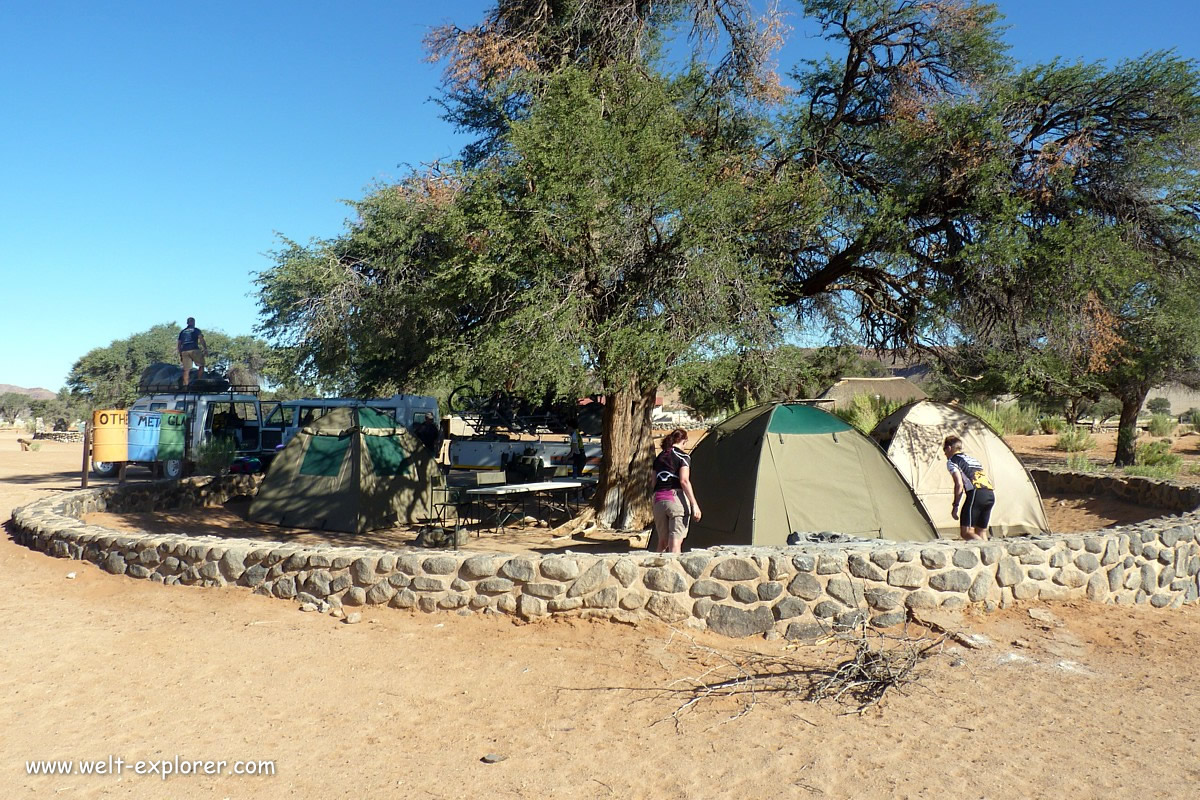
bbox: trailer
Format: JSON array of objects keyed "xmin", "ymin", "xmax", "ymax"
[{"xmin": 449, "ymin": 436, "xmax": 601, "ymax": 475}]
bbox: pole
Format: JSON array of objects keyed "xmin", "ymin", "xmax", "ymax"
[{"xmin": 81, "ymin": 422, "xmax": 90, "ymax": 488}]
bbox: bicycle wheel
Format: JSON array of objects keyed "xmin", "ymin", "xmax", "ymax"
[{"xmin": 448, "ymin": 384, "xmax": 479, "ymax": 413}]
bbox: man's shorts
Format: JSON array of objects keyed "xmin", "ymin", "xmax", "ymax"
[
  {"xmin": 962, "ymin": 489, "xmax": 995, "ymax": 528},
  {"xmin": 181, "ymin": 349, "xmax": 205, "ymax": 372}
]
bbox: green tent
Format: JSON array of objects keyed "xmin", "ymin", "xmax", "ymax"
[
  {"xmin": 248, "ymin": 406, "xmax": 439, "ymax": 534},
  {"xmin": 687, "ymin": 403, "xmax": 937, "ymax": 548}
]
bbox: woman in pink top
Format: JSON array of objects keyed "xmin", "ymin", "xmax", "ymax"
[{"xmin": 651, "ymin": 428, "xmax": 702, "ymax": 554}]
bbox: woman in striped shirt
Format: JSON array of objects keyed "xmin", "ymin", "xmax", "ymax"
[{"xmin": 943, "ymin": 435, "xmax": 995, "ymax": 541}]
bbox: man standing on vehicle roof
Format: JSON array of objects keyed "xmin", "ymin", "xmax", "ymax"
[{"xmin": 178, "ymin": 317, "xmax": 207, "ymax": 388}]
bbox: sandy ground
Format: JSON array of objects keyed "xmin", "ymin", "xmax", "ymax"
[{"xmin": 4, "ymin": 430, "xmax": 1200, "ymax": 799}]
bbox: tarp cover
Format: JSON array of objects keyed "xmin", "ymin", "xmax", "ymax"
[
  {"xmin": 871, "ymin": 400, "xmax": 1050, "ymax": 538},
  {"xmin": 248, "ymin": 406, "xmax": 439, "ymax": 534},
  {"xmin": 687, "ymin": 404, "xmax": 936, "ymax": 548}
]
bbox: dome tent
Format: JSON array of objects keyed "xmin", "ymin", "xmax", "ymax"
[
  {"xmin": 686, "ymin": 403, "xmax": 937, "ymax": 548},
  {"xmin": 870, "ymin": 400, "xmax": 1050, "ymax": 539},
  {"xmin": 249, "ymin": 406, "xmax": 439, "ymax": 534}
]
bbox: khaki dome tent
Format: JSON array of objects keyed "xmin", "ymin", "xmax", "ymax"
[
  {"xmin": 687, "ymin": 404, "xmax": 937, "ymax": 548},
  {"xmin": 249, "ymin": 406, "xmax": 439, "ymax": 534},
  {"xmin": 870, "ymin": 400, "xmax": 1050, "ymax": 539}
]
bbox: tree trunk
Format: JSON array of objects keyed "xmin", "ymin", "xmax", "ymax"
[
  {"xmin": 594, "ymin": 377, "xmax": 657, "ymax": 530},
  {"xmin": 1114, "ymin": 387, "xmax": 1148, "ymax": 467}
]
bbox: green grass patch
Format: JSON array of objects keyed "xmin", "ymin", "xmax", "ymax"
[
  {"xmin": 1064, "ymin": 452, "xmax": 1094, "ymax": 472},
  {"xmin": 1122, "ymin": 465, "xmax": 1181, "ymax": 480},
  {"xmin": 1146, "ymin": 413, "xmax": 1177, "ymax": 438},
  {"xmin": 1134, "ymin": 438, "xmax": 1181, "ymax": 473},
  {"xmin": 1039, "ymin": 416, "xmax": 1066, "ymax": 434},
  {"xmin": 1054, "ymin": 427, "xmax": 1096, "ymax": 452}
]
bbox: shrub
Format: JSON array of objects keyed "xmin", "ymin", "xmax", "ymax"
[
  {"xmin": 963, "ymin": 401, "xmax": 1003, "ymax": 435},
  {"xmin": 1123, "ymin": 465, "xmax": 1181, "ymax": 480},
  {"xmin": 1039, "ymin": 416, "xmax": 1066, "ymax": 435},
  {"xmin": 1134, "ymin": 439, "xmax": 1181, "ymax": 471},
  {"xmin": 833, "ymin": 394, "xmax": 902, "ymax": 434},
  {"xmin": 1146, "ymin": 413, "xmax": 1176, "ymax": 438},
  {"xmin": 1054, "ymin": 427, "xmax": 1096, "ymax": 452},
  {"xmin": 195, "ymin": 436, "xmax": 237, "ymax": 476},
  {"xmin": 995, "ymin": 403, "xmax": 1041, "ymax": 435},
  {"xmin": 1064, "ymin": 452, "xmax": 1093, "ymax": 472}
]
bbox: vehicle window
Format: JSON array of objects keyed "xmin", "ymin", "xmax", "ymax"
[
  {"xmin": 149, "ymin": 403, "xmax": 167, "ymax": 411},
  {"xmin": 265, "ymin": 404, "xmax": 294, "ymax": 426}
]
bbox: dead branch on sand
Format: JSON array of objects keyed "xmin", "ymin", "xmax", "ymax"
[{"xmin": 658, "ymin": 617, "xmax": 947, "ymax": 726}]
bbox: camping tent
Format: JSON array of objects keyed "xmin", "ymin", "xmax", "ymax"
[
  {"xmin": 817, "ymin": 376, "xmax": 928, "ymax": 409},
  {"xmin": 870, "ymin": 400, "xmax": 1050, "ymax": 538},
  {"xmin": 249, "ymin": 406, "xmax": 439, "ymax": 533},
  {"xmin": 686, "ymin": 403, "xmax": 937, "ymax": 548}
]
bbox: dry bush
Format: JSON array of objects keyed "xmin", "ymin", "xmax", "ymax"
[{"xmin": 659, "ymin": 619, "xmax": 946, "ymax": 726}]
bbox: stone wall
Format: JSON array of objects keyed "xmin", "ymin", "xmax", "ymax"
[{"xmin": 11, "ymin": 471, "xmax": 1200, "ymax": 638}]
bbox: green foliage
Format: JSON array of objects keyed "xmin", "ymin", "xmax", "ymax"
[
  {"xmin": 1146, "ymin": 397, "xmax": 1172, "ymax": 416},
  {"xmin": 996, "ymin": 404, "xmax": 1041, "ymax": 436},
  {"xmin": 1089, "ymin": 396, "xmax": 1123, "ymax": 426},
  {"xmin": 1146, "ymin": 413, "xmax": 1177, "ymax": 438},
  {"xmin": 963, "ymin": 401, "xmax": 1003, "ymax": 435},
  {"xmin": 833, "ymin": 394, "xmax": 903, "ymax": 434},
  {"xmin": 1054, "ymin": 428, "xmax": 1096, "ymax": 453},
  {"xmin": 1122, "ymin": 464, "xmax": 1181, "ymax": 480},
  {"xmin": 670, "ymin": 345, "xmax": 890, "ymax": 420},
  {"xmin": 0, "ymin": 392, "xmax": 32, "ymax": 421},
  {"xmin": 1039, "ymin": 417, "xmax": 1066, "ymax": 435},
  {"xmin": 66, "ymin": 323, "xmax": 276, "ymax": 408},
  {"xmin": 28, "ymin": 441, "xmax": 41, "ymax": 452},
  {"xmin": 194, "ymin": 437, "xmax": 237, "ymax": 476},
  {"xmin": 1064, "ymin": 452, "xmax": 1094, "ymax": 472},
  {"xmin": 1134, "ymin": 439, "xmax": 1181, "ymax": 471}
]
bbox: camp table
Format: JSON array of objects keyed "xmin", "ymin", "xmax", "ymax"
[{"xmin": 464, "ymin": 480, "xmax": 585, "ymax": 532}]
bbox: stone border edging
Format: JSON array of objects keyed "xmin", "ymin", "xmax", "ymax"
[{"xmin": 10, "ymin": 471, "xmax": 1200, "ymax": 638}]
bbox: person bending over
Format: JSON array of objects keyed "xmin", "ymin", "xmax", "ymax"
[{"xmin": 944, "ymin": 435, "xmax": 995, "ymax": 541}]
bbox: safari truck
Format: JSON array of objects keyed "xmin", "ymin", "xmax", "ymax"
[{"xmin": 92, "ymin": 388, "xmax": 439, "ymax": 478}]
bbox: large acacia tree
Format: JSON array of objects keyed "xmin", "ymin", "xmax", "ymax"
[
  {"xmin": 257, "ymin": 0, "xmax": 1200, "ymax": 523},
  {"xmin": 257, "ymin": 1, "xmax": 805, "ymax": 528}
]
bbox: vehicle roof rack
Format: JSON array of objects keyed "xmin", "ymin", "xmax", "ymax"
[{"xmin": 138, "ymin": 383, "xmax": 261, "ymax": 396}]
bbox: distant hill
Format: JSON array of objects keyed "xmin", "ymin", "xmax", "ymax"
[{"xmin": 0, "ymin": 384, "xmax": 56, "ymax": 400}]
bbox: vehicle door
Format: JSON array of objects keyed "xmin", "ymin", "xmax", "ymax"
[
  {"xmin": 203, "ymin": 400, "xmax": 260, "ymax": 454},
  {"xmin": 259, "ymin": 401, "xmax": 289, "ymax": 452}
]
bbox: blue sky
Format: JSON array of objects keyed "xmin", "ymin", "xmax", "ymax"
[{"xmin": 1, "ymin": 0, "xmax": 1197, "ymax": 392}]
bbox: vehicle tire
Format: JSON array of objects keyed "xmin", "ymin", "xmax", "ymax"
[
  {"xmin": 92, "ymin": 461, "xmax": 119, "ymax": 478},
  {"xmin": 448, "ymin": 384, "xmax": 479, "ymax": 413},
  {"xmin": 161, "ymin": 459, "xmax": 184, "ymax": 479}
]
